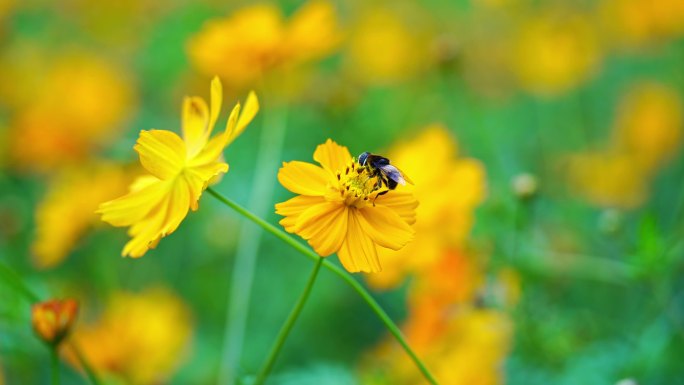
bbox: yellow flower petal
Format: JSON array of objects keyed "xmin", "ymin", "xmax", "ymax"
[
  {"xmin": 134, "ymin": 130, "xmax": 186, "ymax": 180},
  {"xmin": 182, "ymin": 97, "xmax": 210, "ymax": 158},
  {"xmin": 295, "ymin": 201, "xmax": 347, "ymax": 256},
  {"xmin": 277, "ymin": 161, "xmax": 330, "ymax": 196},
  {"xmin": 98, "ymin": 178, "xmax": 172, "ymax": 228},
  {"xmin": 337, "ymin": 210, "xmax": 381, "ymax": 273},
  {"xmin": 183, "ymin": 162, "xmax": 229, "ymax": 210},
  {"xmin": 357, "ymin": 205, "xmax": 414, "ymax": 251},
  {"xmin": 275, "ymin": 195, "xmax": 326, "ymax": 232},
  {"xmin": 375, "ymin": 191, "xmax": 419, "ymax": 225},
  {"xmin": 209, "ymin": 76, "xmax": 222, "ymax": 133},
  {"xmin": 313, "ymin": 138, "xmax": 352, "ymax": 174}
]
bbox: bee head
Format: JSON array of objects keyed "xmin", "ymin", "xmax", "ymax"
[{"xmin": 358, "ymin": 152, "xmax": 370, "ymax": 166}]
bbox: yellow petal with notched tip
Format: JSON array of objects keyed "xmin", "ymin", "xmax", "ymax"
[
  {"xmin": 337, "ymin": 210, "xmax": 381, "ymax": 273},
  {"xmin": 313, "ymin": 138, "xmax": 352, "ymax": 174},
  {"xmin": 357, "ymin": 205, "xmax": 414, "ymax": 251},
  {"xmin": 277, "ymin": 161, "xmax": 330, "ymax": 196},
  {"xmin": 134, "ymin": 130, "xmax": 186, "ymax": 180}
]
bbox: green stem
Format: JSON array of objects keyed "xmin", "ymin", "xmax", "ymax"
[
  {"xmin": 206, "ymin": 188, "xmax": 438, "ymax": 385},
  {"xmin": 70, "ymin": 342, "xmax": 102, "ymax": 385},
  {"xmin": 219, "ymin": 105, "xmax": 288, "ymax": 385},
  {"xmin": 0, "ymin": 260, "xmax": 39, "ymax": 302},
  {"xmin": 51, "ymin": 347, "xmax": 60, "ymax": 385},
  {"xmin": 254, "ymin": 257, "xmax": 323, "ymax": 385}
]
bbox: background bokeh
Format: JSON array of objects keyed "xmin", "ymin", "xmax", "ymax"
[{"xmin": 1, "ymin": 0, "xmax": 683, "ymax": 384}]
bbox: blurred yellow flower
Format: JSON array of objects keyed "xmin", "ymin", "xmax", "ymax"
[
  {"xmin": 345, "ymin": 6, "xmax": 432, "ymax": 85},
  {"xmin": 566, "ymin": 151, "xmax": 649, "ymax": 209},
  {"xmin": 31, "ymin": 299, "xmax": 79, "ymax": 346},
  {"xmin": 362, "ymin": 308, "xmax": 512, "ymax": 385},
  {"xmin": 275, "ymin": 139, "xmax": 417, "ymax": 273},
  {"xmin": 4, "ymin": 53, "xmax": 134, "ymax": 172},
  {"xmin": 32, "ymin": 163, "xmax": 132, "ymax": 269},
  {"xmin": 368, "ymin": 125, "xmax": 486, "ymax": 288},
  {"xmin": 66, "ymin": 288, "xmax": 192, "ymax": 385},
  {"xmin": 601, "ymin": 0, "xmax": 684, "ymax": 47},
  {"xmin": 98, "ymin": 78, "xmax": 258, "ymax": 257},
  {"xmin": 566, "ymin": 82, "xmax": 682, "ymax": 209},
  {"xmin": 613, "ymin": 82, "xmax": 683, "ymax": 170},
  {"xmin": 188, "ymin": 0, "xmax": 340, "ymax": 90},
  {"xmin": 513, "ymin": 11, "xmax": 601, "ymax": 96}
]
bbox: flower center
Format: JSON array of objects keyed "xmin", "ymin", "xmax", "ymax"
[{"xmin": 334, "ymin": 161, "xmax": 387, "ymax": 208}]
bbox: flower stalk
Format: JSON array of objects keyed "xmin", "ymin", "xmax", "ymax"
[
  {"xmin": 206, "ymin": 187, "xmax": 438, "ymax": 385},
  {"xmin": 254, "ymin": 256, "xmax": 323, "ymax": 385},
  {"xmin": 51, "ymin": 347, "xmax": 60, "ymax": 385}
]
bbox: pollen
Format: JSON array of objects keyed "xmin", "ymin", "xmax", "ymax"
[{"xmin": 335, "ymin": 161, "xmax": 386, "ymax": 208}]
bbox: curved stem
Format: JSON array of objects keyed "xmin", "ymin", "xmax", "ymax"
[
  {"xmin": 50, "ymin": 347, "xmax": 60, "ymax": 385},
  {"xmin": 219, "ymin": 104, "xmax": 288, "ymax": 385},
  {"xmin": 254, "ymin": 257, "xmax": 323, "ymax": 385},
  {"xmin": 206, "ymin": 188, "xmax": 438, "ymax": 385}
]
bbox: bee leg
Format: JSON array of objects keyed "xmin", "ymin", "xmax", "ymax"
[{"xmin": 372, "ymin": 189, "xmax": 389, "ymax": 206}]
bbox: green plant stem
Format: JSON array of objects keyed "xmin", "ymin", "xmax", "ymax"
[
  {"xmin": 219, "ymin": 105, "xmax": 288, "ymax": 385},
  {"xmin": 70, "ymin": 343, "xmax": 102, "ymax": 385},
  {"xmin": 0, "ymin": 260, "xmax": 39, "ymax": 302},
  {"xmin": 206, "ymin": 188, "xmax": 439, "ymax": 385},
  {"xmin": 254, "ymin": 256, "xmax": 323, "ymax": 385},
  {"xmin": 51, "ymin": 347, "xmax": 60, "ymax": 385}
]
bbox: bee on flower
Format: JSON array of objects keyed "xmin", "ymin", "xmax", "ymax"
[
  {"xmin": 97, "ymin": 77, "xmax": 258, "ymax": 257},
  {"xmin": 275, "ymin": 139, "xmax": 417, "ymax": 273}
]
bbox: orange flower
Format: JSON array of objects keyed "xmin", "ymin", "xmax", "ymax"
[
  {"xmin": 31, "ymin": 299, "xmax": 79, "ymax": 346},
  {"xmin": 275, "ymin": 139, "xmax": 417, "ymax": 273}
]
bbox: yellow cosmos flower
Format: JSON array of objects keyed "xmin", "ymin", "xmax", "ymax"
[
  {"xmin": 345, "ymin": 6, "xmax": 433, "ymax": 85},
  {"xmin": 275, "ymin": 139, "xmax": 417, "ymax": 273},
  {"xmin": 97, "ymin": 78, "xmax": 258, "ymax": 257},
  {"xmin": 513, "ymin": 10, "xmax": 601, "ymax": 96},
  {"xmin": 601, "ymin": 0, "xmax": 684, "ymax": 47},
  {"xmin": 2, "ymin": 53, "xmax": 134, "ymax": 172},
  {"xmin": 613, "ymin": 82, "xmax": 683, "ymax": 170},
  {"xmin": 65, "ymin": 288, "xmax": 192, "ymax": 385},
  {"xmin": 188, "ymin": 0, "xmax": 340, "ymax": 90},
  {"xmin": 32, "ymin": 163, "xmax": 132, "ymax": 269},
  {"xmin": 367, "ymin": 125, "xmax": 486, "ymax": 289}
]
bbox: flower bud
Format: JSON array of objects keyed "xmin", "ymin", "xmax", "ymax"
[
  {"xmin": 511, "ymin": 173, "xmax": 539, "ymax": 200},
  {"xmin": 31, "ymin": 299, "xmax": 78, "ymax": 346}
]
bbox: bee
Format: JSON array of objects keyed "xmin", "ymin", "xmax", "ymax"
[{"xmin": 357, "ymin": 152, "xmax": 413, "ymax": 195}]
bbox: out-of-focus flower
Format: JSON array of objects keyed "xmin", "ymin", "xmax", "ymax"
[
  {"xmin": 98, "ymin": 78, "xmax": 258, "ymax": 257},
  {"xmin": 275, "ymin": 139, "xmax": 417, "ymax": 273},
  {"xmin": 31, "ymin": 299, "xmax": 79, "ymax": 346},
  {"xmin": 32, "ymin": 163, "xmax": 132, "ymax": 269},
  {"xmin": 565, "ymin": 82, "xmax": 682, "ymax": 209},
  {"xmin": 345, "ymin": 6, "xmax": 433, "ymax": 85},
  {"xmin": 600, "ymin": 0, "xmax": 684, "ymax": 47},
  {"xmin": 66, "ymin": 288, "xmax": 192, "ymax": 385},
  {"xmin": 367, "ymin": 125, "xmax": 486, "ymax": 288},
  {"xmin": 188, "ymin": 0, "xmax": 340, "ymax": 91},
  {"xmin": 3, "ymin": 53, "xmax": 134, "ymax": 172},
  {"xmin": 362, "ymin": 308, "xmax": 512, "ymax": 385},
  {"xmin": 0, "ymin": 0, "xmax": 14, "ymax": 23},
  {"xmin": 566, "ymin": 151, "xmax": 649, "ymax": 209},
  {"xmin": 612, "ymin": 83, "xmax": 683, "ymax": 170},
  {"xmin": 513, "ymin": 10, "xmax": 601, "ymax": 96}
]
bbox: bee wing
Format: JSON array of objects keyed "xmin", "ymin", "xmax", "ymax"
[
  {"xmin": 379, "ymin": 164, "xmax": 407, "ymax": 186},
  {"xmin": 396, "ymin": 166, "xmax": 414, "ymax": 185}
]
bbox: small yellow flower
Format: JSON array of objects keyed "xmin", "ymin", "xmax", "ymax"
[
  {"xmin": 97, "ymin": 78, "xmax": 258, "ymax": 257},
  {"xmin": 66, "ymin": 288, "xmax": 192, "ymax": 385},
  {"xmin": 275, "ymin": 139, "xmax": 417, "ymax": 273},
  {"xmin": 31, "ymin": 299, "xmax": 79, "ymax": 346},
  {"xmin": 188, "ymin": 0, "xmax": 340, "ymax": 90}
]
